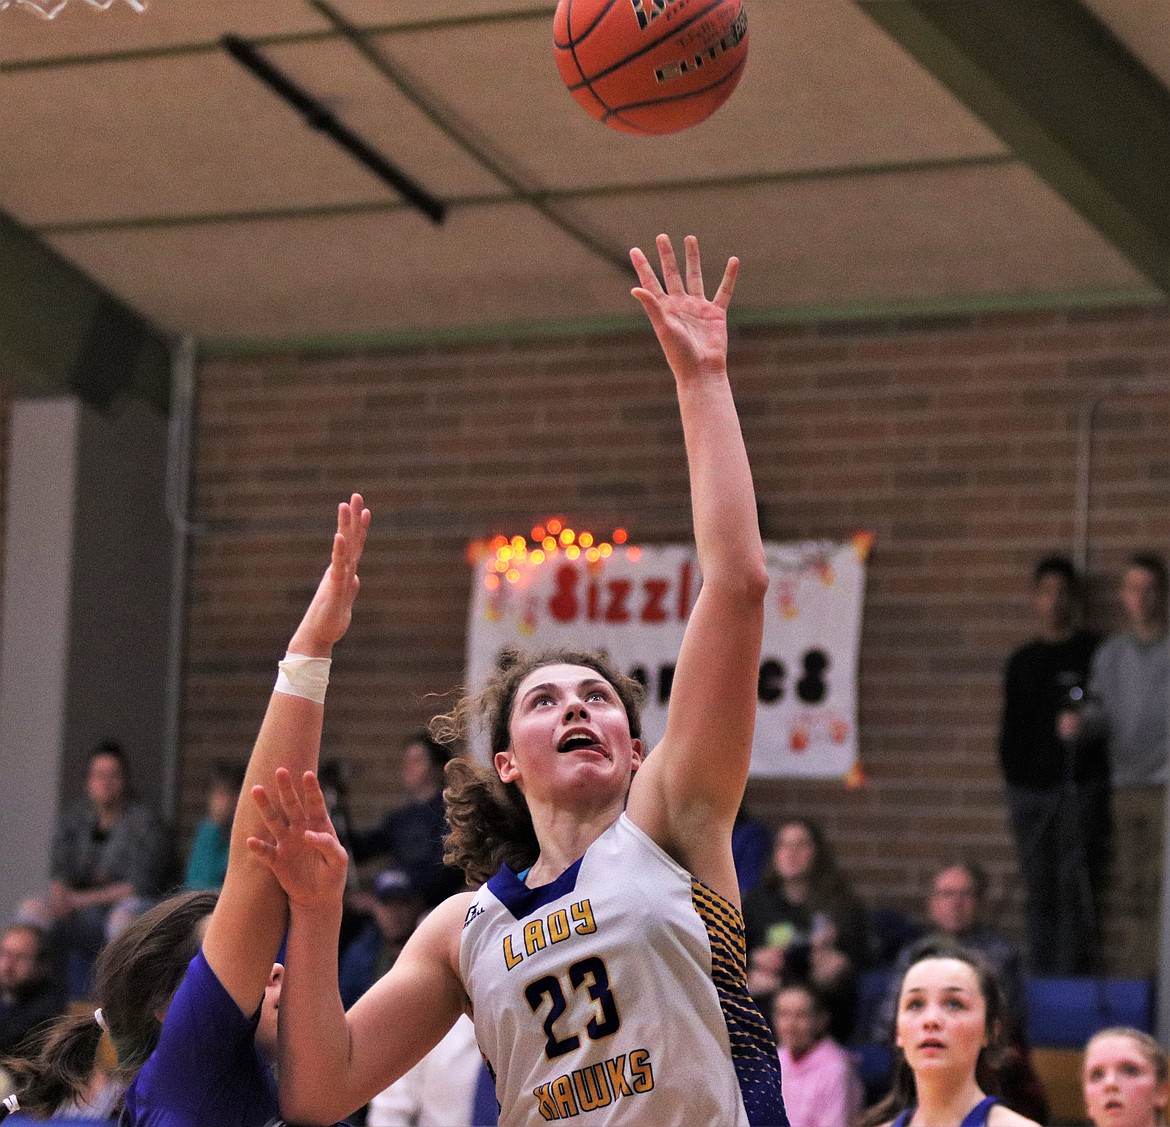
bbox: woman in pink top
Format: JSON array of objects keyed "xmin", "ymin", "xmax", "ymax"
[{"xmin": 773, "ymin": 981, "xmax": 863, "ymax": 1127}]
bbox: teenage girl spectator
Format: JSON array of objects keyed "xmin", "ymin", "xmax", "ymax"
[
  {"xmin": 773, "ymin": 980, "xmax": 863, "ymax": 1127},
  {"xmin": 184, "ymin": 761, "xmax": 246, "ymax": 892},
  {"xmin": 863, "ymin": 937, "xmax": 1041, "ymax": 1127},
  {"xmin": 2, "ymin": 494, "xmax": 369, "ymax": 1125},
  {"xmin": 350, "ymin": 732, "xmax": 465, "ymax": 908},
  {"xmin": 1082, "ymin": 1027, "xmax": 1169, "ymax": 1127},
  {"xmin": 243, "ymin": 235, "xmax": 788, "ymax": 1127},
  {"xmin": 743, "ymin": 816, "xmax": 867, "ymax": 1041}
]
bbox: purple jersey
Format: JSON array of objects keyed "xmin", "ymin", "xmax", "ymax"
[{"xmin": 123, "ymin": 948, "xmax": 278, "ymax": 1127}]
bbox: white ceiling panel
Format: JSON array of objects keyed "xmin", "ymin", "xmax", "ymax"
[
  {"xmin": 1, "ymin": 0, "xmax": 1167, "ymax": 344},
  {"xmin": 572, "ymin": 163, "xmax": 1148, "ymax": 308},
  {"xmin": 46, "ymin": 201, "xmax": 636, "ymax": 337}
]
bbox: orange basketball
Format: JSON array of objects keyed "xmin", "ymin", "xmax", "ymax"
[{"xmin": 553, "ymin": 0, "xmax": 749, "ymax": 135}]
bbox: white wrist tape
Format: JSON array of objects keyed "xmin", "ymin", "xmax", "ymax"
[{"xmin": 275, "ymin": 652, "xmax": 331, "ymax": 704}]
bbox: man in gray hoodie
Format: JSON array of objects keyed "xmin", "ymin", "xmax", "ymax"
[{"xmin": 1061, "ymin": 553, "xmax": 1168, "ymax": 973}]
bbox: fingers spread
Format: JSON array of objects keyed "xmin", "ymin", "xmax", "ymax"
[
  {"xmin": 275, "ymin": 767, "xmax": 307, "ymax": 826},
  {"xmin": 655, "ymin": 233, "xmax": 684, "ymax": 294},
  {"xmin": 629, "ymin": 247, "xmax": 664, "ymax": 296},
  {"xmin": 713, "ymin": 256, "xmax": 740, "ymax": 309},
  {"xmin": 251, "ymin": 784, "xmax": 286, "ymax": 831},
  {"xmin": 683, "ymin": 235, "xmax": 705, "ymax": 299},
  {"xmin": 301, "ymin": 771, "xmax": 332, "ymax": 828}
]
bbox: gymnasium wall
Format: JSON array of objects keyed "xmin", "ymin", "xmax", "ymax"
[{"xmin": 183, "ymin": 303, "xmax": 1170, "ymax": 970}]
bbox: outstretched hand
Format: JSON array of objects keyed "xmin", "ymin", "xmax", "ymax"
[
  {"xmin": 246, "ymin": 769, "xmax": 348, "ymax": 913},
  {"xmin": 290, "ymin": 493, "xmax": 371, "ymax": 656},
  {"xmin": 630, "ymin": 234, "xmax": 739, "ymax": 383}
]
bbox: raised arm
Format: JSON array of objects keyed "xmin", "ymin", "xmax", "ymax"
[
  {"xmin": 201, "ymin": 494, "xmax": 370, "ymax": 1021},
  {"xmin": 625, "ymin": 235, "xmax": 768, "ymax": 903},
  {"xmin": 248, "ymin": 770, "xmax": 469, "ymax": 1125}
]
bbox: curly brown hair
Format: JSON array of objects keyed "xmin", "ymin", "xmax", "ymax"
[{"xmin": 434, "ymin": 646, "xmax": 645, "ymax": 885}]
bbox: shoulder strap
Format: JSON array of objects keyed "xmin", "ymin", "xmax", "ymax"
[{"xmin": 960, "ymin": 1095, "xmax": 998, "ymax": 1127}]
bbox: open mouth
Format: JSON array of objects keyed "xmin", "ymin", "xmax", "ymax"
[
  {"xmin": 918, "ymin": 1039, "xmax": 945, "ymax": 1051},
  {"xmin": 558, "ymin": 731, "xmax": 603, "ymax": 755}
]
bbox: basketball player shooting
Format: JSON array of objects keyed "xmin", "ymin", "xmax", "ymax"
[{"xmin": 247, "ymin": 234, "xmax": 788, "ymax": 1127}]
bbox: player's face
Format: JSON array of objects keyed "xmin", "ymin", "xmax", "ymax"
[
  {"xmin": 1084, "ymin": 1033, "xmax": 1169, "ymax": 1127},
  {"xmin": 895, "ymin": 957, "xmax": 987, "ymax": 1079},
  {"xmin": 499, "ymin": 664, "xmax": 641, "ymax": 803}
]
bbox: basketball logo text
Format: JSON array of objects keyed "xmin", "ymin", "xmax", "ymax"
[{"xmin": 629, "ymin": 0, "xmax": 682, "ymax": 32}]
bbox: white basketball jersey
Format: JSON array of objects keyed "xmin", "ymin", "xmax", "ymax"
[{"xmin": 459, "ymin": 814, "xmax": 787, "ymax": 1126}]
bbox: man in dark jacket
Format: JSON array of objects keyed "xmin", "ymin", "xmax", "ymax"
[{"xmin": 999, "ymin": 555, "xmax": 1106, "ymax": 974}]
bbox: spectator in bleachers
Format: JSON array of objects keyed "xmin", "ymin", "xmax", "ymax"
[
  {"xmin": 999, "ymin": 554, "xmax": 1107, "ymax": 975},
  {"xmin": 184, "ymin": 760, "xmax": 246, "ymax": 892},
  {"xmin": 744, "ymin": 817, "xmax": 868, "ymax": 1042},
  {"xmin": 0, "ymin": 924, "xmax": 64, "ymax": 1058},
  {"xmin": 1083, "ymin": 1027, "xmax": 1169, "ymax": 1127},
  {"xmin": 1061, "ymin": 553, "xmax": 1169, "ymax": 976},
  {"xmin": 19, "ymin": 740, "xmax": 170, "ymax": 999},
  {"xmin": 350, "ymin": 731, "xmax": 466, "ymax": 909},
  {"xmin": 337, "ymin": 867, "xmax": 425, "ymax": 1010},
  {"xmin": 772, "ymin": 980, "xmax": 863, "ymax": 1127},
  {"xmin": 872, "ymin": 863, "xmax": 1048, "ymax": 1123},
  {"xmin": 863, "ymin": 937, "xmax": 1041, "ymax": 1127}
]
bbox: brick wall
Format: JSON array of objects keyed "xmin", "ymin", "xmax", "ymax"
[{"xmin": 185, "ymin": 304, "xmax": 1170, "ymax": 971}]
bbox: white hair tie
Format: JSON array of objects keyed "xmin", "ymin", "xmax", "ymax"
[{"xmin": 94, "ymin": 1007, "xmax": 108, "ymax": 1033}]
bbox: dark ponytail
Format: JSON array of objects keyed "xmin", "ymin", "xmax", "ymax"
[{"xmin": 2, "ymin": 1011, "xmax": 105, "ymax": 1119}]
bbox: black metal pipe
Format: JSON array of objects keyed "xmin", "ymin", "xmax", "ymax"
[{"xmin": 221, "ymin": 34, "xmax": 445, "ymax": 225}]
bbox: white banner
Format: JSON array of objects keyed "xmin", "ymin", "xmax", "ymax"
[{"xmin": 465, "ymin": 534, "xmax": 872, "ymax": 779}]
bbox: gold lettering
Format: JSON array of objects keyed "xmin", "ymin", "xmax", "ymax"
[
  {"xmin": 570, "ymin": 899, "xmax": 596, "ymax": 935},
  {"xmin": 629, "ymin": 1048, "xmax": 654, "ymax": 1092},
  {"xmin": 573, "ymin": 1063, "xmax": 613, "ymax": 1111},
  {"xmin": 548, "ymin": 908, "xmax": 571, "ymax": 943},
  {"xmin": 534, "ymin": 1084, "xmax": 559, "ymax": 1121},
  {"xmin": 503, "ymin": 934, "xmax": 523, "ymax": 971},
  {"xmin": 604, "ymin": 1054, "xmax": 632, "ymax": 1097},
  {"xmin": 524, "ymin": 919, "xmax": 548, "ymax": 957},
  {"xmin": 550, "ymin": 1074, "xmax": 578, "ymax": 1118}
]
